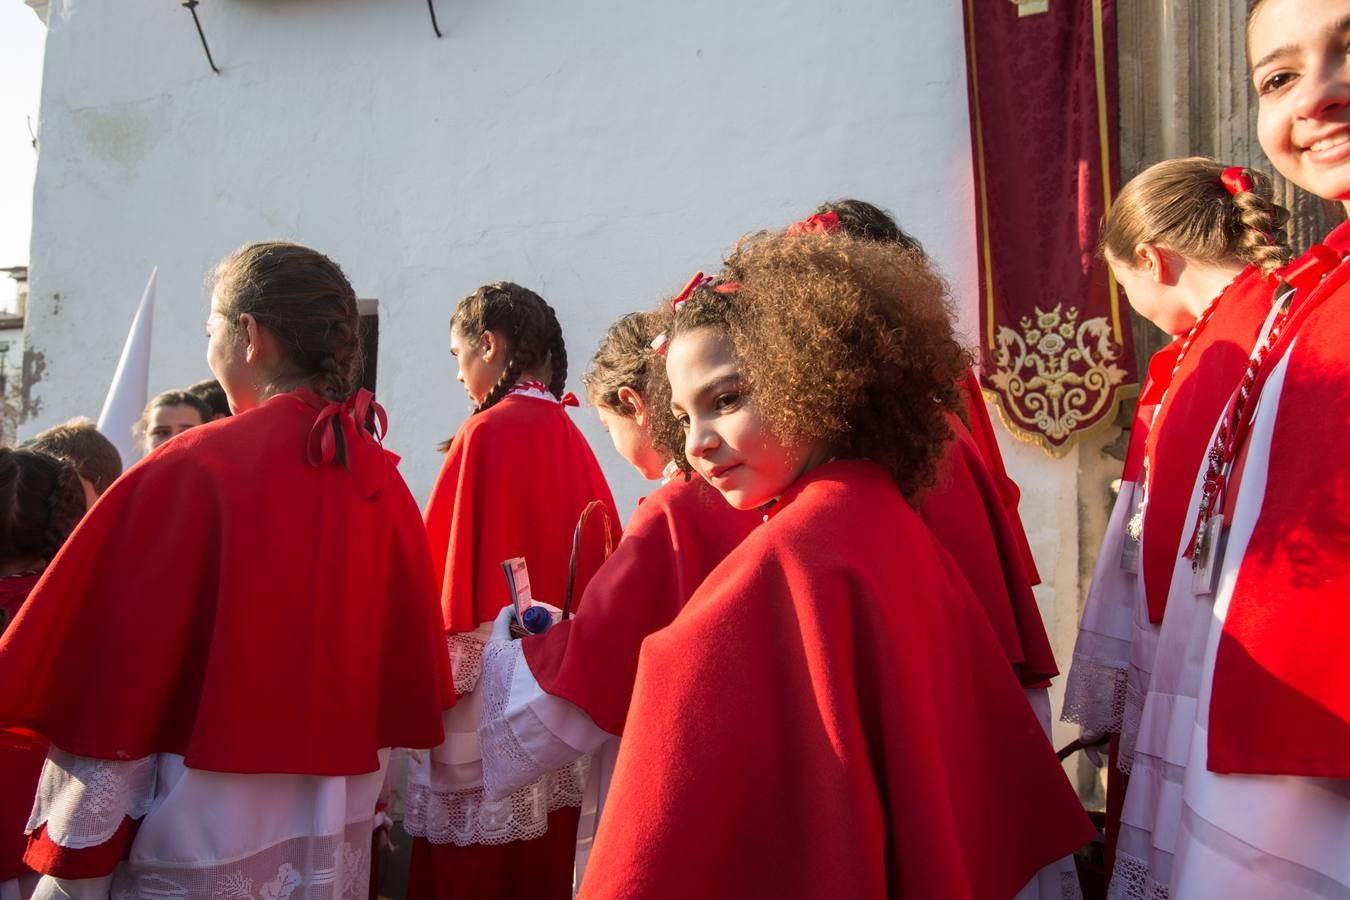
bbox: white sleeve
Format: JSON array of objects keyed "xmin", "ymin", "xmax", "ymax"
[
  {"xmin": 478, "ymin": 634, "xmax": 616, "ymax": 803},
  {"xmin": 31, "ymin": 875, "xmax": 114, "ymax": 900},
  {"xmin": 1060, "ymin": 478, "xmax": 1142, "ymax": 737},
  {"xmin": 27, "ymin": 748, "xmax": 158, "ymax": 850}
]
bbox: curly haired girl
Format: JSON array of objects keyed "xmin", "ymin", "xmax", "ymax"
[
  {"xmin": 411, "ymin": 282, "xmax": 620, "ymax": 900},
  {"xmin": 475, "ymin": 308, "xmax": 759, "ymax": 889},
  {"xmin": 582, "ymin": 230, "xmax": 1094, "ymax": 899}
]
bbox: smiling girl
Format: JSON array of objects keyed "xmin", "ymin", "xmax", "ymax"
[
  {"xmin": 408, "ymin": 282, "xmax": 620, "ymax": 900},
  {"xmin": 1117, "ymin": 2, "xmax": 1350, "ymax": 895},
  {"xmin": 578, "ymin": 231, "xmax": 1093, "ymax": 899}
]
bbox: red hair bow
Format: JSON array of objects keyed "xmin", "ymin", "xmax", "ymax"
[
  {"xmin": 787, "ymin": 212, "xmax": 841, "ymax": 235},
  {"xmin": 1220, "ymin": 167, "xmax": 1254, "ymax": 196},
  {"xmin": 307, "ymin": 388, "xmax": 388, "ymax": 471},
  {"xmin": 672, "ymin": 272, "xmax": 712, "ymax": 313}
]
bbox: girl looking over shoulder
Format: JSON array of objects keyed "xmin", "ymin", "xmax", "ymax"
[{"xmin": 581, "ymin": 230, "xmax": 1093, "ymax": 900}]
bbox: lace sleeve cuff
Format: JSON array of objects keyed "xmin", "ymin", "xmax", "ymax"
[{"xmin": 27, "ymin": 748, "xmax": 157, "ymax": 850}]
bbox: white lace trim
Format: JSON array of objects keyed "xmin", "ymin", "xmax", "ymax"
[
  {"xmin": 1061, "ymin": 869, "xmax": 1084, "ymax": 900},
  {"xmin": 1059, "ymin": 657, "xmax": 1128, "ymax": 736},
  {"xmin": 402, "ymin": 757, "xmax": 587, "ymax": 847},
  {"xmin": 1107, "ymin": 851, "xmax": 1170, "ymax": 900},
  {"xmin": 449, "ymin": 632, "xmax": 485, "ymax": 696},
  {"xmin": 1117, "ymin": 679, "xmax": 1147, "ymax": 774},
  {"xmin": 27, "ymin": 748, "xmax": 158, "ymax": 848},
  {"xmin": 104, "ymin": 820, "xmax": 374, "ymax": 900},
  {"xmin": 478, "ymin": 636, "xmax": 551, "ymax": 803}
]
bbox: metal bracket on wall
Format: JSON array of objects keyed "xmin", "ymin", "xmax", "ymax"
[
  {"xmin": 182, "ymin": 0, "xmax": 221, "ymax": 74},
  {"xmin": 427, "ymin": 0, "xmax": 443, "ymax": 38}
]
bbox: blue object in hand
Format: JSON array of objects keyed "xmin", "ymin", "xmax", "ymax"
[{"xmin": 521, "ymin": 605, "xmax": 553, "ymax": 635}]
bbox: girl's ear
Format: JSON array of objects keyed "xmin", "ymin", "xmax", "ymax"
[
  {"xmin": 617, "ymin": 385, "xmax": 648, "ymax": 425},
  {"xmin": 479, "ymin": 331, "xmax": 498, "ymax": 363},
  {"xmin": 1134, "ymin": 242, "xmax": 1181, "ymax": 286},
  {"xmin": 240, "ymin": 313, "xmax": 263, "ymax": 364}
]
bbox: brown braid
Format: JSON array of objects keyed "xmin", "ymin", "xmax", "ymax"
[
  {"xmin": 213, "ymin": 241, "xmax": 364, "ymax": 465},
  {"xmin": 1102, "ymin": 157, "xmax": 1293, "ymax": 277},
  {"xmin": 441, "ymin": 282, "xmax": 570, "ymax": 449},
  {"xmin": 0, "ymin": 447, "xmax": 85, "ymax": 567},
  {"xmin": 1230, "ymin": 168, "xmax": 1292, "ymax": 275}
]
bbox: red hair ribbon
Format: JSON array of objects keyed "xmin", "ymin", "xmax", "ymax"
[
  {"xmin": 560, "ymin": 391, "xmax": 579, "ymax": 407},
  {"xmin": 672, "ymin": 271, "xmax": 712, "ymax": 313},
  {"xmin": 713, "ymin": 282, "xmax": 743, "ymax": 294},
  {"xmin": 307, "ymin": 388, "xmax": 388, "ymax": 468},
  {"xmin": 1220, "ymin": 167, "xmax": 1254, "ymax": 196},
  {"xmin": 307, "ymin": 388, "xmax": 391, "ymax": 499},
  {"xmin": 787, "ymin": 211, "xmax": 841, "ymax": 235}
]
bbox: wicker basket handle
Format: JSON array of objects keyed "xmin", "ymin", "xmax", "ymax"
[{"xmin": 564, "ymin": 500, "xmax": 615, "ymax": 620}]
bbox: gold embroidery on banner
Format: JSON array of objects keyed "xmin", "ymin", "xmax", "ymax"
[
  {"xmin": 987, "ymin": 303, "xmax": 1131, "ymax": 456},
  {"xmin": 1011, "ymin": 0, "xmax": 1049, "ymax": 16}
]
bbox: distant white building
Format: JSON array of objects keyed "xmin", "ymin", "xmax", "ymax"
[
  {"xmin": 17, "ymin": 0, "xmax": 1103, "ymax": 763},
  {"xmin": 0, "ymin": 265, "xmax": 26, "ymax": 446}
]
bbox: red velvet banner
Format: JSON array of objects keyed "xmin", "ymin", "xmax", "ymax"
[{"xmin": 962, "ymin": 0, "xmax": 1138, "ymax": 457}]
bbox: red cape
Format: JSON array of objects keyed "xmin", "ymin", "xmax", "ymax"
[
  {"xmin": 1209, "ymin": 223, "xmax": 1350, "ymax": 777},
  {"xmin": 0, "ymin": 574, "xmax": 43, "ymax": 882},
  {"xmin": 582, "ymin": 460, "xmax": 1093, "ymax": 899},
  {"xmin": 959, "ymin": 369, "xmax": 1041, "ymax": 584},
  {"xmin": 0, "ymin": 390, "xmax": 453, "ymax": 775},
  {"xmin": 920, "ymin": 416, "xmax": 1058, "ymax": 685},
  {"xmin": 424, "ymin": 394, "xmax": 621, "ymax": 632},
  {"xmin": 1140, "ymin": 265, "xmax": 1273, "ymax": 623},
  {"xmin": 522, "ymin": 475, "xmax": 761, "ymax": 735}
]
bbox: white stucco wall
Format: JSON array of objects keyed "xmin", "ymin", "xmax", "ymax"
[
  {"xmin": 22, "ymin": 0, "xmax": 1091, "ymax": 741},
  {"xmin": 22, "ymin": 0, "xmax": 981, "ymax": 512}
]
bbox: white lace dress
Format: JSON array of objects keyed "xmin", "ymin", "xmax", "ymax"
[
  {"xmin": 401, "ymin": 623, "xmax": 588, "ymax": 852},
  {"xmin": 475, "ymin": 606, "xmax": 618, "ymax": 893},
  {"xmin": 24, "ymin": 747, "xmax": 391, "ymax": 900}
]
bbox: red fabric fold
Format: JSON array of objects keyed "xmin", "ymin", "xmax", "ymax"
[
  {"xmin": 958, "ymin": 369, "xmax": 1041, "ymax": 584},
  {"xmin": 1140, "ymin": 265, "xmax": 1274, "ymax": 623},
  {"xmin": 24, "ymin": 819, "xmax": 139, "ymax": 880},
  {"xmin": 0, "ymin": 391, "xmax": 453, "ymax": 775},
  {"xmin": 0, "ymin": 575, "xmax": 42, "ymax": 883},
  {"xmin": 523, "ymin": 475, "xmax": 761, "ymax": 735},
  {"xmin": 424, "ymin": 394, "xmax": 621, "ymax": 633},
  {"xmin": 581, "ymin": 461, "xmax": 1093, "ymax": 899},
  {"xmin": 1208, "ymin": 220, "xmax": 1350, "ymax": 777},
  {"xmin": 921, "ymin": 414, "xmax": 1058, "ymax": 686}
]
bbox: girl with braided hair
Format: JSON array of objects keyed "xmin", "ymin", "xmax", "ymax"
[
  {"xmin": 0, "ymin": 241, "xmax": 453, "ymax": 898},
  {"xmin": 0, "ymin": 448, "xmax": 84, "ymax": 900},
  {"xmin": 409, "ymin": 282, "xmax": 620, "ymax": 900},
  {"xmin": 474, "ymin": 308, "xmax": 760, "ymax": 890},
  {"xmin": 1081, "ymin": 5, "xmax": 1350, "ymax": 895},
  {"xmin": 1058, "ymin": 157, "xmax": 1294, "ymax": 895},
  {"xmin": 581, "ymin": 230, "xmax": 1093, "ymax": 899}
]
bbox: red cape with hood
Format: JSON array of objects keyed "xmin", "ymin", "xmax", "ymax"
[
  {"xmin": 581, "ymin": 460, "xmax": 1093, "ymax": 899},
  {"xmin": 523, "ymin": 474, "xmax": 761, "ymax": 735},
  {"xmin": 0, "ymin": 390, "xmax": 453, "ymax": 776}
]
